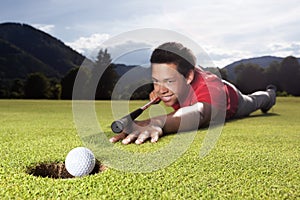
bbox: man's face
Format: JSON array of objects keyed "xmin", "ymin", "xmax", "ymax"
[{"xmin": 151, "ymin": 63, "xmax": 190, "ymax": 107}]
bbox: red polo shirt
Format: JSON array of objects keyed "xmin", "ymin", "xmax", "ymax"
[{"xmin": 172, "ymin": 67, "xmax": 238, "ymax": 119}]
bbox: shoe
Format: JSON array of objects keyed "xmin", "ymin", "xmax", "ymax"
[{"xmin": 261, "ymin": 85, "xmax": 277, "ymax": 113}]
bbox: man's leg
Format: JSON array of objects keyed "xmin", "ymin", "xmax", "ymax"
[{"xmin": 234, "ymin": 85, "xmax": 276, "ymax": 118}]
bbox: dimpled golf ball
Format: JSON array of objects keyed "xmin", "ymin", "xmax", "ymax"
[{"xmin": 65, "ymin": 147, "xmax": 96, "ymax": 177}]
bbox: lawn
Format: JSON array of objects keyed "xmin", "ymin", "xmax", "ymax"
[{"xmin": 0, "ymin": 98, "xmax": 299, "ymax": 199}]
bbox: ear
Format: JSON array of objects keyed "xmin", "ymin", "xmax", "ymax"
[{"xmin": 186, "ymin": 69, "xmax": 194, "ymax": 84}]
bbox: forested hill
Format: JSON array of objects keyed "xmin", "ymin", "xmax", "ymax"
[
  {"xmin": 224, "ymin": 56, "xmax": 300, "ymax": 82},
  {"xmin": 0, "ymin": 22, "xmax": 85, "ymax": 79}
]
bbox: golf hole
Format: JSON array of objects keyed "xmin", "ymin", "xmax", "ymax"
[{"xmin": 27, "ymin": 160, "xmax": 107, "ymax": 179}]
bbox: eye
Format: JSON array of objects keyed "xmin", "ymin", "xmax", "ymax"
[
  {"xmin": 167, "ymin": 80, "xmax": 176, "ymax": 84},
  {"xmin": 152, "ymin": 79, "xmax": 159, "ymax": 84}
]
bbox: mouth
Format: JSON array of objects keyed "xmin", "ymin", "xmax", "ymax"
[{"xmin": 160, "ymin": 95, "xmax": 173, "ymax": 102}]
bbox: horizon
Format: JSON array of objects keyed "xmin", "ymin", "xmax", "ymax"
[
  {"xmin": 1, "ymin": 0, "xmax": 300, "ymax": 68},
  {"xmin": 1, "ymin": 21, "xmax": 299, "ymax": 69}
]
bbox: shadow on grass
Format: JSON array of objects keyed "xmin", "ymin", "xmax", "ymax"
[{"xmin": 226, "ymin": 112, "xmax": 280, "ymax": 124}]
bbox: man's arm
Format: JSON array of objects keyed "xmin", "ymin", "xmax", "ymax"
[
  {"xmin": 154, "ymin": 102, "xmax": 211, "ymax": 133},
  {"xmin": 109, "ymin": 102, "xmax": 212, "ymax": 144}
]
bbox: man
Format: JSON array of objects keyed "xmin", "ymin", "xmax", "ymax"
[{"xmin": 109, "ymin": 42, "xmax": 276, "ymax": 145}]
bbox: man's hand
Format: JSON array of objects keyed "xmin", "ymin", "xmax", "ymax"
[
  {"xmin": 109, "ymin": 120, "xmax": 163, "ymax": 145},
  {"xmin": 109, "ymin": 102, "xmax": 211, "ymax": 145},
  {"xmin": 149, "ymin": 90, "xmax": 161, "ymax": 104}
]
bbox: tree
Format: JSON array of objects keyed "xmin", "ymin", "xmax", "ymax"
[
  {"xmin": 50, "ymin": 83, "xmax": 62, "ymax": 99},
  {"xmin": 131, "ymin": 83, "xmax": 153, "ymax": 100},
  {"xmin": 264, "ymin": 61, "xmax": 281, "ymax": 91},
  {"xmin": 61, "ymin": 67, "xmax": 79, "ymax": 99},
  {"xmin": 49, "ymin": 78, "xmax": 61, "ymax": 99},
  {"xmin": 235, "ymin": 63, "xmax": 265, "ymax": 94},
  {"xmin": 279, "ymin": 56, "xmax": 300, "ymax": 96},
  {"xmin": 0, "ymin": 89, "xmax": 8, "ymax": 98},
  {"xmin": 61, "ymin": 67, "xmax": 90, "ymax": 99},
  {"xmin": 0, "ymin": 79, "xmax": 10, "ymax": 98},
  {"xmin": 10, "ymin": 79, "xmax": 24, "ymax": 98},
  {"xmin": 91, "ymin": 49, "xmax": 118, "ymax": 99},
  {"xmin": 219, "ymin": 68, "xmax": 228, "ymax": 80},
  {"xmin": 24, "ymin": 72, "xmax": 50, "ymax": 99}
]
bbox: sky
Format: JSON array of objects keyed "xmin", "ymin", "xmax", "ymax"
[{"xmin": 1, "ymin": 0, "xmax": 300, "ymax": 68}]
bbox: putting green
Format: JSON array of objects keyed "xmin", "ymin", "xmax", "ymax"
[{"xmin": 0, "ymin": 98, "xmax": 299, "ymax": 199}]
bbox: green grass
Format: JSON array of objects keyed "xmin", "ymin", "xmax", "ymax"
[{"xmin": 0, "ymin": 98, "xmax": 299, "ymax": 199}]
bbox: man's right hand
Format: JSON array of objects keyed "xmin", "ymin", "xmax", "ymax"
[
  {"xmin": 149, "ymin": 90, "xmax": 161, "ymax": 104},
  {"xmin": 109, "ymin": 120, "xmax": 163, "ymax": 145}
]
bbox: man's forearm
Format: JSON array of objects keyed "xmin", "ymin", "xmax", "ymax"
[{"xmin": 151, "ymin": 102, "xmax": 211, "ymax": 134}]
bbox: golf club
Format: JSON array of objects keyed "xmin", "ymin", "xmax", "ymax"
[{"xmin": 111, "ymin": 97, "xmax": 159, "ymax": 133}]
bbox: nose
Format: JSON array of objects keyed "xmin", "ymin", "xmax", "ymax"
[{"xmin": 155, "ymin": 83, "xmax": 168, "ymax": 94}]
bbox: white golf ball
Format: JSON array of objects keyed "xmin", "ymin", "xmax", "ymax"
[{"xmin": 65, "ymin": 147, "xmax": 96, "ymax": 177}]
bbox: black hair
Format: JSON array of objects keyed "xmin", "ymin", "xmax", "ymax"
[{"xmin": 150, "ymin": 42, "xmax": 196, "ymax": 77}]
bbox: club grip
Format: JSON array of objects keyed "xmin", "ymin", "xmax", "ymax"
[{"xmin": 111, "ymin": 108, "xmax": 144, "ymax": 133}]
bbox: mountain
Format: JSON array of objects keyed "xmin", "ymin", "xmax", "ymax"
[
  {"xmin": 0, "ymin": 22, "xmax": 86, "ymax": 80},
  {"xmin": 113, "ymin": 64, "xmax": 139, "ymax": 76},
  {"xmin": 223, "ymin": 56, "xmax": 300, "ymax": 82},
  {"xmin": 0, "ymin": 37, "xmax": 58, "ymax": 79}
]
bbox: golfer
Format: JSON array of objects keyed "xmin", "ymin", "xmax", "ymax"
[{"xmin": 110, "ymin": 42, "xmax": 276, "ymax": 145}]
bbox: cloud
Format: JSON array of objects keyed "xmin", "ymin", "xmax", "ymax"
[
  {"xmin": 267, "ymin": 42, "xmax": 300, "ymax": 57},
  {"xmin": 152, "ymin": 0, "xmax": 300, "ymax": 67},
  {"xmin": 66, "ymin": 33, "xmax": 110, "ymax": 57},
  {"xmin": 66, "ymin": 34, "xmax": 152, "ymax": 65},
  {"xmin": 202, "ymin": 45, "xmax": 252, "ymax": 68},
  {"xmin": 32, "ymin": 24, "xmax": 55, "ymax": 34},
  {"xmin": 17, "ymin": 0, "xmax": 299, "ymax": 68},
  {"xmin": 105, "ymin": 40, "xmax": 153, "ymax": 66}
]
